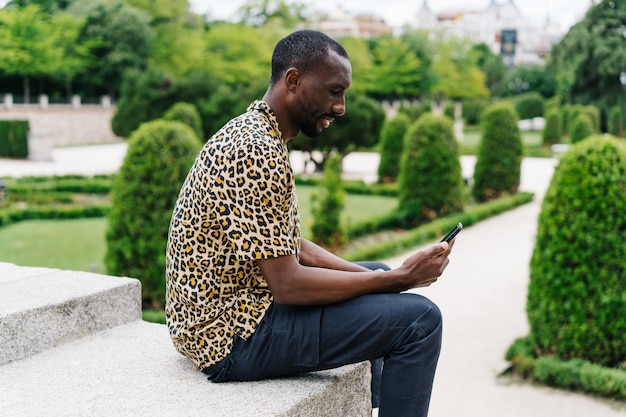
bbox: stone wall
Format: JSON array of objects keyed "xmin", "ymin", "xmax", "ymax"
[{"xmin": 0, "ymin": 104, "xmax": 121, "ymax": 148}]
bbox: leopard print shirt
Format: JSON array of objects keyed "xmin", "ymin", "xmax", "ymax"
[{"xmin": 165, "ymin": 101, "xmax": 301, "ymax": 370}]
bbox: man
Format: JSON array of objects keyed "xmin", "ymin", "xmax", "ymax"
[{"xmin": 166, "ymin": 30, "xmax": 454, "ymax": 417}]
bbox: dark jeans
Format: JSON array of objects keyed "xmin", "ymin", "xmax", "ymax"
[{"xmin": 202, "ymin": 263, "xmax": 443, "ymax": 417}]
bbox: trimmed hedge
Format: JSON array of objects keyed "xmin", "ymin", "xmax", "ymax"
[
  {"xmin": 570, "ymin": 113, "xmax": 594, "ymax": 143},
  {"xmin": 527, "ymin": 135, "xmax": 626, "ymax": 368},
  {"xmin": 310, "ymin": 154, "xmax": 345, "ymax": 249},
  {"xmin": 163, "ymin": 102, "xmax": 204, "ymax": 141},
  {"xmin": 542, "ymin": 108, "xmax": 562, "ymax": 145},
  {"xmin": 0, "ymin": 120, "xmax": 29, "ymax": 158},
  {"xmin": 514, "ymin": 92, "xmax": 544, "ymax": 120},
  {"xmin": 377, "ymin": 113, "xmax": 410, "ymax": 183},
  {"xmin": 608, "ymin": 105, "xmax": 623, "ymax": 137},
  {"xmin": 105, "ymin": 120, "xmax": 202, "ymax": 309},
  {"xmin": 398, "ymin": 113, "xmax": 464, "ymax": 226},
  {"xmin": 472, "ymin": 102, "xmax": 523, "ymax": 202}
]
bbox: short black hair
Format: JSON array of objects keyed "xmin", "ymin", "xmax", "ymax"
[{"xmin": 270, "ymin": 30, "xmax": 349, "ymax": 85}]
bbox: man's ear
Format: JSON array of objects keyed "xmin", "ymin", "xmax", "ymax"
[{"xmin": 285, "ymin": 68, "xmax": 300, "ymax": 92}]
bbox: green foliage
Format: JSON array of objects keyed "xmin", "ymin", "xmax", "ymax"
[
  {"xmin": 462, "ymin": 98, "xmax": 489, "ymax": 126},
  {"xmin": 549, "ymin": 0, "xmax": 626, "ymax": 127},
  {"xmin": 398, "ymin": 113, "xmax": 464, "ymax": 225},
  {"xmin": 105, "ymin": 120, "xmax": 201, "ymax": 308},
  {"xmin": 570, "ymin": 113, "xmax": 594, "ymax": 143},
  {"xmin": 608, "ymin": 105, "xmax": 624, "ymax": 137},
  {"xmin": 163, "ymin": 102, "xmax": 203, "ymax": 141},
  {"xmin": 542, "ymin": 108, "xmax": 562, "ymax": 145},
  {"xmin": 527, "ymin": 135, "xmax": 626, "ymax": 367},
  {"xmin": 290, "ymin": 92, "xmax": 385, "ymax": 171},
  {"xmin": 377, "ymin": 113, "xmax": 410, "ymax": 183},
  {"xmin": 0, "ymin": 120, "xmax": 29, "ymax": 158},
  {"xmin": 68, "ymin": 0, "xmax": 154, "ymax": 96},
  {"xmin": 472, "ymin": 102, "xmax": 523, "ymax": 202},
  {"xmin": 310, "ymin": 154, "xmax": 345, "ymax": 248},
  {"xmin": 506, "ymin": 336, "xmax": 626, "ymax": 401},
  {"xmin": 514, "ymin": 92, "xmax": 545, "ymax": 120}
]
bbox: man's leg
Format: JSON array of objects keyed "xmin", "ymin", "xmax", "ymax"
[{"xmin": 204, "ymin": 293, "xmax": 442, "ymax": 417}]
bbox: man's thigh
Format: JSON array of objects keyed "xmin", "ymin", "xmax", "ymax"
[{"xmin": 221, "ymin": 292, "xmax": 438, "ymax": 381}]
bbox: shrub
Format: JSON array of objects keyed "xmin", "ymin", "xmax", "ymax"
[
  {"xmin": 542, "ymin": 108, "xmax": 562, "ymax": 145},
  {"xmin": 462, "ymin": 98, "xmax": 489, "ymax": 126},
  {"xmin": 472, "ymin": 102, "xmax": 523, "ymax": 202},
  {"xmin": 608, "ymin": 105, "xmax": 623, "ymax": 137},
  {"xmin": 398, "ymin": 113, "xmax": 464, "ymax": 226},
  {"xmin": 580, "ymin": 105, "xmax": 600, "ymax": 132},
  {"xmin": 514, "ymin": 92, "xmax": 544, "ymax": 120},
  {"xmin": 570, "ymin": 113, "xmax": 594, "ymax": 144},
  {"xmin": 0, "ymin": 120, "xmax": 29, "ymax": 158},
  {"xmin": 105, "ymin": 120, "xmax": 202, "ymax": 308},
  {"xmin": 310, "ymin": 154, "xmax": 344, "ymax": 249},
  {"xmin": 163, "ymin": 102, "xmax": 203, "ymax": 141},
  {"xmin": 527, "ymin": 135, "xmax": 626, "ymax": 367},
  {"xmin": 377, "ymin": 113, "xmax": 410, "ymax": 183}
]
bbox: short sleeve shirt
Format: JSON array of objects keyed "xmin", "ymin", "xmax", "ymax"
[{"xmin": 165, "ymin": 101, "xmax": 301, "ymax": 370}]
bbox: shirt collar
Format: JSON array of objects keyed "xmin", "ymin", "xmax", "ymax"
[{"xmin": 247, "ymin": 100, "xmax": 283, "ymax": 142}]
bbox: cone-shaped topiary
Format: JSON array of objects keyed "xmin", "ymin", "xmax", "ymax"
[
  {"xmin": 105, "ymin": 120, "xmax": 202, "ymax": 308},
  {"xmin": 163, "ymin": 102, "xmax": 204, "ymax": 141},
  {"xmin": 542, "ymin": 108, "xmax": 562, "ymax": 146},
  {"xmin": 608, "ymin": 105, "xmax": 623, "ymax": 138},
  {"xmin": 527, "ymin": 135, "xmax": 626, "ymax": 367},
  {"xmin": 570, "ymin": 113, "xmax": 594, "ymax": 144},
  {"xmin": 472, "ymin": 102, "xmax": 523, "ymax": 202},
  {"xmin": 377, "ymin": 113, "xmax": 411, "ymax": 183},
  {"xmin": 310, "ymin": 153, "xmax": 345, "ymax": 249},
  {"xmin": 398, "ymin": 113, "xmax": 464, "ymax": 225}
]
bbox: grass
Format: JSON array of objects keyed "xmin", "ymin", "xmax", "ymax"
[
  {"xmin": 0, "ymin": 217, "xmax": 108, "ymax": 273},
  {"xmin": 0, "ymin": 186, "xmax": 397, "ymax": 273},
  {"xmin": 460, "ymin": 127, "xmax": 553, "ymax": 158}
]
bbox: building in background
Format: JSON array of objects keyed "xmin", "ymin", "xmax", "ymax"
[
  {"xmin": 308, "ymin": 6, "xmax": 393, "ymax": 39},
  {"xmin": 413, "ymin": 0, "xmax": 564, "ymax": 65}
]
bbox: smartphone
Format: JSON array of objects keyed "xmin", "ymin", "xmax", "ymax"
[{"xmin": 440, "ymin": 222, "xmax": 463, "ymax": 243}]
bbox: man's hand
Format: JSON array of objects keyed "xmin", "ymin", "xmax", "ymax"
[{"xmin": 396, "ymin": 241, "xmax": 453, "ymax": 289}]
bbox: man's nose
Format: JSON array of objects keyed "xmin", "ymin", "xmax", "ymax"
[{"xmin": 332, "ymin": 97, "xmax": 346, "ymax": 117}]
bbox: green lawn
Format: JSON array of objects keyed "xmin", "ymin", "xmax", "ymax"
[{"xmin": 0, "ymin": 186, "xmax": 397, "ymax": 273}]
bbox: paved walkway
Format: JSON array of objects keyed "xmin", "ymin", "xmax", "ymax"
[{"xmin": 1, "ymin": 144, "xmax": 624, "ymax": 416}]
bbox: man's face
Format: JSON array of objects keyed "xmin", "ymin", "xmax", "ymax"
[{"xmin": 294, "ymin": 50, "xmax": 352, "ymax": 138}]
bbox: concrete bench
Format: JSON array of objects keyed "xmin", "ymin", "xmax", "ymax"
[{"xmin": 0, "ymin": 262, "xmax": 371, "ymax": 416}]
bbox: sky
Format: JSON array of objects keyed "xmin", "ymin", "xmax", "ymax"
[{"xmin": 195, "ymin": 0, "xmax": 594, "ymax": 32}]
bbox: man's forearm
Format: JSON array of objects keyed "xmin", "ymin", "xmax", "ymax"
[{"xmin": 299, "ymin": 238, "xmax": 370, "ymax": 272}]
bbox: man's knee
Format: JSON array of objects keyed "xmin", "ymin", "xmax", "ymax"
[{"xmin": 395, "ymin": 293, "xmax": 442, "ymax": 338}]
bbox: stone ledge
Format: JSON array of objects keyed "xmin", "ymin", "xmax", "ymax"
[
  {"xmin": 0, "ymin": 319, "xmax": 371, "ymax": 416},
  {"xmin": 0, "ymin": 263, "xmax": 371, "ymax": 416},
  {"xmin": 0, "ymin": 262, "xmax": 141, "ymax": 365}
]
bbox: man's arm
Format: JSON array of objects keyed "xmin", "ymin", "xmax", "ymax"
[
  {"xmin": 299, "ymin": 238, "xmax": 371, "ymax": 272},
  {"xmin": 256, "ymin": 240, "xmax": 452, "ymax": 306}
]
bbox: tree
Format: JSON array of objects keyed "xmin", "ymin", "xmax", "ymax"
[
  {"xmin": 471, "ymin": 43, "xmax": 507, "ymax": 97},
  {"xmin": 0, "ymin": 5, "xmax": 64, "ymax": 102},
  {"xmin": 527, "ymin": 135, "xmax": 626, "ymax": 367},
  {"xmin": 106, "ymin": 120, "xmax": 202, "ymax": 308},
  {"xmin": 235, "ymin": 0, "xmax": 307, "ymax": 27},
  {"xmin": 363, "ymin": 35, "xmax": 423, "ymax": 100},
  {"xmin": 68, "ymin": 0, "xmax": 154, "ymax": 97},
  {"xmin": 430, "ymin": 36, "xmax": 490, "ymax": 102},
  {"xmin": 548, "ymin": 0, "xmax": 626, "ymax": 127},
  {"xmin": 472, "ymin": 102, "xmax": 523, "ymax": 202},
  {"xmin": 398, "ymin": 113, "xmax": 464, "ymax": 225},
  {"xmin": 310, "ymin": 154, "xmax": 344, "ymax": 249},
  {"xmin": 126, "ymin": 0, "xmax": 206, "ymax": 76},
  {"xmin": 289, "ymin": 92, "xmax": 385, "ymax": 171},
  {"xmin": 377, "ymin": 113, "xmax": 411, "ymax": 183}
]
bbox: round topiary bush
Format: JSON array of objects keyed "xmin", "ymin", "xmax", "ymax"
[
  {"xmin": 377, "ymin": 113, "xmax": 410, "ymax": 183},
  {"xmin": 472, "ymin": 102, "xmax": 523, "ymax": 202},
  {"xmin": 398, "ymin": 113, "xmax": 464, "ymax": 225},
  {"xmin": 527, "ymin": 135, "xmax": 626, "ymax": 367},
  {"xmin": 542, "ymin": 108, "xmax": 562, "ymax": 145},
  {"xmin": 163, "ymin": 102, "xmax": 204, "ymax": 141},
  {"xmin": 570, "ymin": 113, "xmax": 594, "ymax": 144},
  {"xmin": 514, "ymin": 92, "xmax": 545, "ymax": 120},
  {"xmin": 105, "ymin": 120, "xmax": 202, "ymax": 308},
  {"xmin": 311, "ymin": 153, "xmax": 344, "ymax": 249}
]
